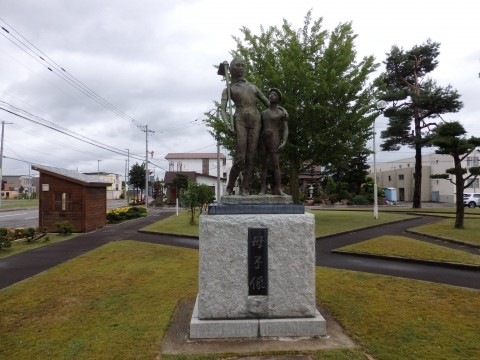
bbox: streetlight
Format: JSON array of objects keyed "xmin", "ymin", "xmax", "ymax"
[{"xmin": 374, "ymin": 100, "xmax": 387, "ymax": 219}]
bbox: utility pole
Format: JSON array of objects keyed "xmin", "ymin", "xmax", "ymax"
[
  {"xmin": 97, "ymin": 160, "xmax": 101, "ymax": 179},
  {"xmin": 140, "ymin": 125, "xmax": 154, "ymax": 214},
  {"xmin": 0, "ymin": 121, "xmax": 12, "ymax": 209}
]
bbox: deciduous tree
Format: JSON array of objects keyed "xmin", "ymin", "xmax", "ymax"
[{"xmin": 205, "ymin": 11, "xmax": 378, "ymax": 202}]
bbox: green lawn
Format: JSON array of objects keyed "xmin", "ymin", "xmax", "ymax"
[
  {"xmin": 141, "ymin": 211, "xmax": 200, "ymax": 237},
  {"xmin": 311, "ymin": 210, "xmax": 415, "ymax": 237},
  {"xmin": 0, "ymin": 199, "xmax": 38, "ymax": 209},
  {"xmin": 336, "ymin": 235, "xmax": 480, "ymax": 266},
  {"xmin": 409, "ymin": 218, "xmax": 480, "ymax": 247},
  {"xmin": 141, "ymin": 210, "xmax": 415, "ymax": 238},
  {"xmin": 1, "ymin": 241, "xmax": 479, "ymax": 360}
]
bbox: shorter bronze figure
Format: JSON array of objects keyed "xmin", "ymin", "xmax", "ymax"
[{"xmin": 258, "ymin": 88, "xmax": 289, "ymax": 195}]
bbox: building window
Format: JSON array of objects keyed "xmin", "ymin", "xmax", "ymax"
[
  {"xmin": 399, "ymin": 165, "xmax": 402, "ymax": 169},
  {"xmin": 466, "ymin": 179, "xmax": 479, "ymax": 189},
  {"xmin": 223, "ymin": 158, "xmax": 226, "ymax": 166},
  {"xmin": 399, "ymin": 174, "xmax": 404, "ymax": 180},
  {"xmin": 388, "ymin": 176, "xmax": 391, "ymax": 181},
  {"xmin": 169, "ymin": 161, "xmax": 174, "ymax": 171},
  {"xmin": 223, "ymin": 172, "xmax": 227, "ymax": 178},
  {"xmin": 55, "ymin": 192, "xmax": 72, "ymax": 211},
  {"xmin": 467, "ymin": 156, "xmax": 479, "ymax": 167},
  {"xmin": 177, "ymin": 162, "xmax": 182, "ymax": 172}
]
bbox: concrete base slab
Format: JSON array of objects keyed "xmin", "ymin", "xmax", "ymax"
[
  {"xmin": 260, "ymin": 311, "xmax": 326, "ymax": 337},
  {"xmin": 163, "ymin": 299, "xmax": 357, "ymax": 355},
  {"xmin": 190, "ymin": 296, "xmax": 326, "ymax": 339}
]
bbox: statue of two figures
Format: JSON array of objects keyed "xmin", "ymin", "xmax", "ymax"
[{"xmin": 218, "ymin": 58, "xmax": 289, "ymax": 196}]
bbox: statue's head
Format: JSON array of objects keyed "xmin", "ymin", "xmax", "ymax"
[
  {"xmin": 269, "ymin": 88, "xmax": 282, "ymax": 103},
  {"xmin": 229, "ymin": 57, "xmax": 245, "ymax": 77}
]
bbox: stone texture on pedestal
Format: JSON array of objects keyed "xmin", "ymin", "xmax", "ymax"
[
  {"xmin": 190, "ymin": 296, "xmax": 326, "ymax": 339},
  {"xmin": 198, "ymin": 212, "xmax": 316, "ymax": 320}
]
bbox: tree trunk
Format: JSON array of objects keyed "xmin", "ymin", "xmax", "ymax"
[
  {"xmin": 412, "ymin": 135, "xmax": 422, "ymax": 209},
  {"xmin": 454, "ymin": 159, "xmax": 465, "ymax": 229}
]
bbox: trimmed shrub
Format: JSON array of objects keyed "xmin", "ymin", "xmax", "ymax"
[{"xmin": 55, "ymin": 221, "xmax": 74, "ymax": 235}]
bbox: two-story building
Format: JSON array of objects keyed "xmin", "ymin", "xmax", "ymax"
[
  {"xmin": 369, "ymin": 152, "xmax": 480, "ymax": 203},
  {"xmin": 83, "ymin": 172, "xmax": 124, "ymax": 200},
  {"xmin": 164, "ymin": 153, "xmax": 228, "ymax": 204},
  {"xmin": 1, "ymin": 175, "xmax": 37, "ymax": 199}
]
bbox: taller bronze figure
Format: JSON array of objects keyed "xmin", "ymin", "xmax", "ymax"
[{"xmin": 219, "ymin": 57, "xmax": 270, "ymax": 195}]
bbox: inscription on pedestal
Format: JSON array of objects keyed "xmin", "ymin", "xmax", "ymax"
[{"xmin": 248, "ymin": 228, "xmax": 268, "ymax": 296}]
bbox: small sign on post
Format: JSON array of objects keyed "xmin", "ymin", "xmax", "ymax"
[{"xmin": 248, "ymin": 228, "xmax": 268, "ymax": 296}]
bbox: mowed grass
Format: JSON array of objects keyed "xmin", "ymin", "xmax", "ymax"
[
  {"xmin": 141, "ymin": 211, "xmax": 200, "ymax": 237},
  {"xmin": 142, "ymin": 210, "xmax": 415, "ymax": 238},
  {"xmin": 1, "ymin": 241, "xmax": 479, "ymax": 360},
  {"xmin": 0, "ymin": 199, "xmax": 38, "ymax": 209},
  {"xmin": 336, "ymin": 235, "xmax": 480, "ymax": 266},
  {"xmin": 316, "ymin": 267, "xmax": 480, "ymax": 360},
  {"xmin": 311, "ymin": 210, "xmax": 415, "ymax": 237},
  {"xmin": 0, "ymin": 241, "xmax": 198, "ymax": 360},
  {"xmin": 409, "ymin": 218, "xmax": 480, "ymax": 247}
]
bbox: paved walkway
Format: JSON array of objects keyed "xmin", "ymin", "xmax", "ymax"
[{"xmin": 1, "ymin": 210, "xmax": 479, "ymax": 291}]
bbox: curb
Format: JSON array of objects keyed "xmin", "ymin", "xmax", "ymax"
[
  {"xmin": 331, "ymin": 250, "xmax": 480, "ymax": 271},
  {"xmin": 405, "ymin": 229, "xmax": 480, "ymax": 249},
  {"xmin": 314, "ymin": 216, "xmax": 424, "ymax": 240},
  {"xmin": 137, "ymin": 229, "xmax": 199, "ymax": 240}
]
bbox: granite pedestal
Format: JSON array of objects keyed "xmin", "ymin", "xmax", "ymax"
[{"xmin": 189, "ymin": 196, "xmax": 326, "ymax": 339}]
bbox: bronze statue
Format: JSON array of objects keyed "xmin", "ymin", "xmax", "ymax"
[
  {"xmin": 219, "ymin": 57, "xmax": 270, "ymax": 195},
  {"xmin": 258, "ymin": 88, "xmax": 289, "ymax": 195}
]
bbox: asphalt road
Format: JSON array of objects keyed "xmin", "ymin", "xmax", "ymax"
[{"xmin": 1, "ymin": 209, "xmax": 479, "ymax": 291}]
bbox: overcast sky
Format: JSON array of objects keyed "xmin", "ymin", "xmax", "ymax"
[{"xmin": 1, "ymin": 0, "xmax": 479, "ymax": 179}]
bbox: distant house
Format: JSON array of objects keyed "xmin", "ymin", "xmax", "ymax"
[
  {"xmin": 32, "ymin": 165, "xmax": 111, "ymax": 232},
  {"xmin": 1, "ymin": 175, "xmax": 37, "ymax": 198},
  {"xmin": 82, "ymin": 172, "xmax": 124, "ymax": 200},
  {"xmin": 164, "ymin": 153, "xmax": 228, "ymax": 204}
]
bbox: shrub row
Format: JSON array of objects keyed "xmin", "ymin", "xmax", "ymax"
[{"xmin": 106, "ymin": 206, "xmax": 147, "ymax": 223}]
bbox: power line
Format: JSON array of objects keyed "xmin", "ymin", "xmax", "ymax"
[
  {"xmin": 0, "ymin": 105, "xmax": 147, "ymax": 162},
  {"xmin": 0, "ymin": 18, "xmax": 145, "ymax": 128}
]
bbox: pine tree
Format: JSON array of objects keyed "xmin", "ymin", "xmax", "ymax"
[{"xmin": 375, "ymin": 39, "xmax": 463, "ymax": 208}]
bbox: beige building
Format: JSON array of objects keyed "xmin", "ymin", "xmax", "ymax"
[
  {"xmin": 1, "ymin": 175, "xmax": 37, "ymax": 198},
  {"xmin": 370, "ymin": 153, "xmax": 480, "ymax": 204},
  {"xmin": 83, "ymin": 172, "xmax": 124, "ymax": 200}
]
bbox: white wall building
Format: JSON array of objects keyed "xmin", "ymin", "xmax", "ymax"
[
  {"xmin": 369, "ymin": 152, "xmax": 480, "ymax": 203},
  {"xmin": 83, "ymin": 172, "xmax": 124, "ymax": 200},
  {"xmin": 164, "ymin": 153, "xmax": 229, "ymax": 202}
]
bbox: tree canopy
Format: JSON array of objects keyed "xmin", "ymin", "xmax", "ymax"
[
  {"xmin": 205, "ymin": 11, "xmax": 378, "ymax": 202},
  {"xmin": 375, "ymin": 39, "xmax": 463, "ymax": 208}
]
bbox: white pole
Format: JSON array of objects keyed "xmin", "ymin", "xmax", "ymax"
[
  {"xmin": 145, "ymin": 125, "xmax": 149, "ymax": 214},
  {"xmin": 373, "ymin": 120, "xmax": 378, "ymax": 219},
  {"xmin": 125, "ymin": 148, "xmax": 130, "ymax": 206},
  {"xmin": 176, "ymin": 197, "xmax": 179, "ymax": 216},
  {"xmin": 374, "ymin": 100, "xmax": 387, "ymax": 219},
  {"xmin": 0, "ymin": 121, "xmax": 5, "ymax": 208}
]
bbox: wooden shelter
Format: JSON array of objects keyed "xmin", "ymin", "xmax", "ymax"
[{"xmin": 32, "ymin": 165, "xmax": 111, "ymax": 232}]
